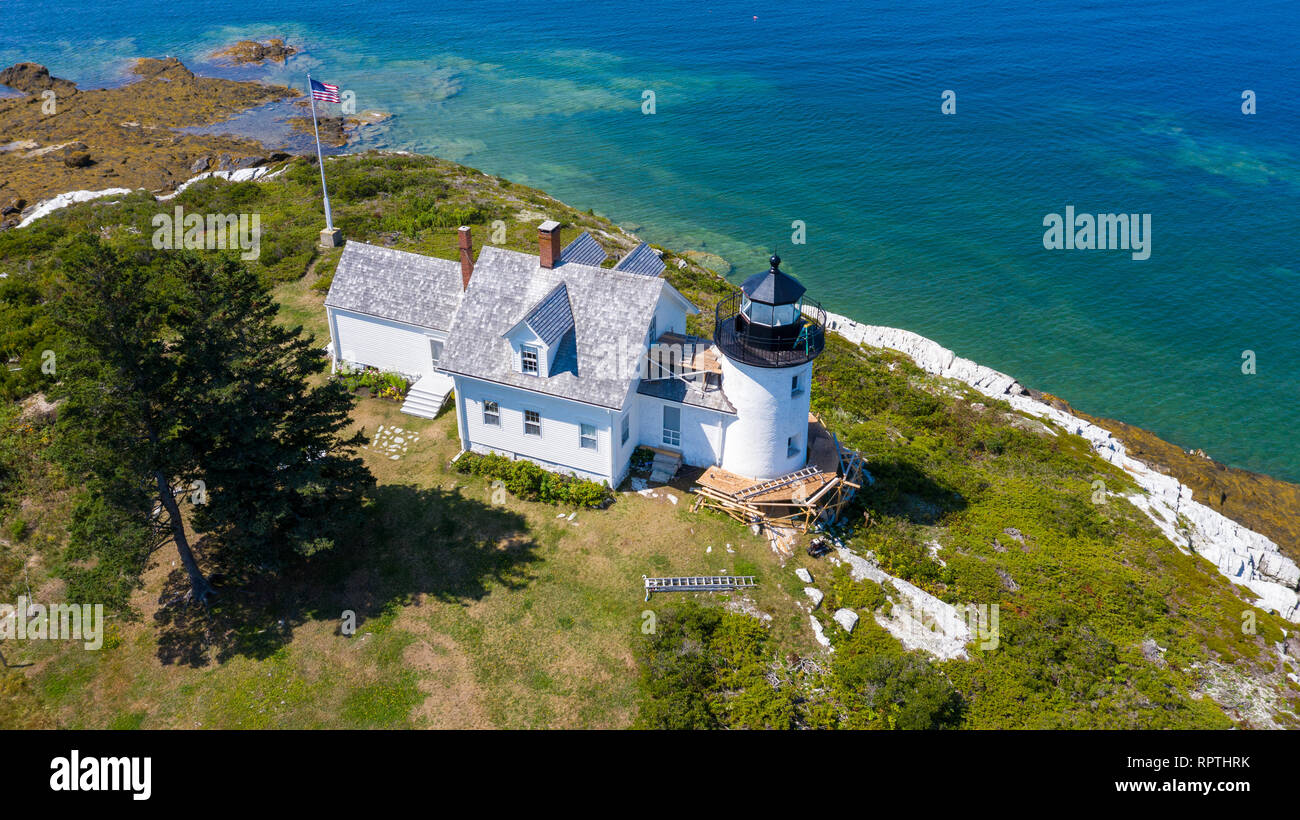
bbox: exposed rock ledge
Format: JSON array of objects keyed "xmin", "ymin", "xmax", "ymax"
[
  {"xmin": 817, "ymin": 310, "xmax": 1300, "ymax": 622},
  {"xmin": 831, "ymin": 547, "xmax": 972, "ymax": 660},
  {"xmin": 16, "ymin": 165, "xmax": 288, "ymax": 228}
]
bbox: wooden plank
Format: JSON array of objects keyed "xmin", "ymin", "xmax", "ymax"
[{"xmin": 805, "ymin": 476, "xmax": 841, "ymax": 506}]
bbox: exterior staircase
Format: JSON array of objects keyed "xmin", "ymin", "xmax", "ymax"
[
  {"xmin": 400, "ymin": 373, "xmax": 454, "ymax": 419},
  {"xmin": 649, "ymin": 448, "xmax": 682, "ymax": 484}
]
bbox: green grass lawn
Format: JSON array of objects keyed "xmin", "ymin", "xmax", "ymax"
[{"xmin": 6, "ymin": 351, "xmax": 800, "ymax": 728}]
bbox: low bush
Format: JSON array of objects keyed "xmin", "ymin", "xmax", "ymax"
[
  {"xmin": 333, "ymin": 365, "xmax": 409, "ymax": 401},
  {"xmin": 452, "ymin": 451, "xmax": 611, "ymax": 509}
]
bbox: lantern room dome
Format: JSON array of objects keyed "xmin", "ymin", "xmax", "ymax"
[
  {"xmin": 714, "ymin": 253, "xmax": 826, "ymax": 368},
  {"xmin": 740, "ymin": 254, "xmax": 806, "ymax": 305}
]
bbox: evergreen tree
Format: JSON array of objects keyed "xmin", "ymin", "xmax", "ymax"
[{"xmin": 49, "ymin": 237, "xmax": 371, "ymax": 607}]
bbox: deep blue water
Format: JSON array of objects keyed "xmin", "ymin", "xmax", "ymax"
[{"xmin": 5, "ymin": 1, "xmax": 1299, "ymax": 479}]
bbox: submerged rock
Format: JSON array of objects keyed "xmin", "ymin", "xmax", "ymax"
[{"xmin": 212, "ymin": 38, "xmax": 297, "ymax": 66}]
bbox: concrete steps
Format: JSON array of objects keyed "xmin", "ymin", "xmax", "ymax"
[
  {"xmin": 649, "ymin": 449, "xmax": 682, "ymax": 484},
  {"xmin": 401, "ymin": 373, "xmax": 454, "ymax": 419}
]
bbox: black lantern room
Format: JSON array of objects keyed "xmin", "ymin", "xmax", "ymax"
[{"xmin": 714, "ymin": 254, "xmax": 826, "ymax": 368}]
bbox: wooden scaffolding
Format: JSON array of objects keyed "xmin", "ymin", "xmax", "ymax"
[{"xmin": 690, "ymin": 414, "xmax": 864, "ymax": 533}]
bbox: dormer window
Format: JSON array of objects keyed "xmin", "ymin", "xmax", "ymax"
[{"xmin": 521, "ymin": 345, "xmax": 539, "ymax": 375}]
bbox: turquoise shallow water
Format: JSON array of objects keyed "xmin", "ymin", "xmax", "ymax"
[{"xmin": 4, "ymin": 1, "xmax": 1299, "ymax": 479}]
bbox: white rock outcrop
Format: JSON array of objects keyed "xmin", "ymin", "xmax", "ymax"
[
  {"xmin": 810, "ymin": 615, "xmax": 832, "ymax": 649},
  {"xmin": 818, "ymin": 308, "xmax": 1300, "ymax": 622},
  {"xmin": 832, "ymin": 548, "xmax": 972, "ymax": 660},
  {"xmin": 156, "ymin": 165, "xmax": 285, "ymax": 201},
  {"xmin": 803, "ymin": 587, "xmax": 824, "ymax": 609},
  {"xmin": 17, "ymin": 164, "xmax": 293, "ymax": 229},
  {"xmin": 17, "ymin": 188, "xmax": 134, "ymax": 228},
  {"xmin": 833, "ymin": 608, "xmax": 859, "ymax": 632},
  {"xmin": 795, "ymin": 568, "xmax": 813, "ymax": 583}
]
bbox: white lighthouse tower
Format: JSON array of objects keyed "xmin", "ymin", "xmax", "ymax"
[{"xmin": 714, "ymin": 254, "xmax": 826, "ymax": 479}]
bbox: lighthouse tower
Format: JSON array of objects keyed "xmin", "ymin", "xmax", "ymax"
[{"xmin": 714, "ymin": 255, "xmax": 826, "ymax": 479}]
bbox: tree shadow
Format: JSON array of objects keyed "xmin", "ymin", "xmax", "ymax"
[
  {"xmin": 851, "ymin": 457, "xmax": 968, "ymax": 528},
  {"xmin": 153, "ymin": 484, "xmax": 540, "ymax": 667}
]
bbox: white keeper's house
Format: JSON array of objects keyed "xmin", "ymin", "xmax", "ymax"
[{"xmin": 324, "ymin": 221, "xmax": 827, "ymax": 487}]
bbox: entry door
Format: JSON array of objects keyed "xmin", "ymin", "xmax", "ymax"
[{"xmin": 662, "ymin": 406, "xmax": 681, "ymax": 448}]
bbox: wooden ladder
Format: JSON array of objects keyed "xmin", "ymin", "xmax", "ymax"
[
  {"xmin": 735, "ymin": 466, "xmax": 821, "ymax": 500},
  {"xmin": 643, "ymin": 575, "xmax": 757, "ymax": 601}
]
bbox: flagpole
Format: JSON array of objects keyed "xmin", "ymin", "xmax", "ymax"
[{"xmin": 307, "ymin": 72, "xmax": 334, "ymax": 232}]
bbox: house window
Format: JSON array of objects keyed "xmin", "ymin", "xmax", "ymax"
[
  {"xmin": 521, "ymin": 345, "xmax": 539, "ymax": 375},
  {"xmin": 621, "ymin": 414, "xmax": 630, "ymax": 445},
  {"xmin": 524, "ymin": 409, "xmax": 541, "ymax": 436},
  {"xmin": 662, "ymin": 406, "xmax": 681, "ymax": 448},
  {"xmin": 787, "ymin": 435, "xmax": 799, "ymax": 458},
  {"xmin": 580, "ymin": 423, "xmax": 598, "ymax": 451},
  {"xmin": 429, "ymin": 338, "xmax": 444, "ymax": 368},
  {"xmin": 482, "ymin": 400, "xmax": 500, "ymax": 426},
  {"xmin": 647, "ymin": 316, "xmax": 657, "ymax": 344},
  {"xmin": 791, "ymin": 374, "xmax": 802, "ymax": 396}
]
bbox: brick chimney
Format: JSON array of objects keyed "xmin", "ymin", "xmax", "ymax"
[
  {"xmin": 538, "ymin": 220, "xmax": 562, "ymax": 269},
  {"xmin": 458, "ymin": 225, "xmax": 473, "ymax": 290}
]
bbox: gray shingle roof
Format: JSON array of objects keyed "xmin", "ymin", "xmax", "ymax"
[
  {"xmin": 517, "ymin": 281, "xmax": 574, "ymax": 347},
  {"xmin": 440, "ymin": 246, "xmax": 668, "ymax": 409},
  {"xmin": 637, "ymin": 378, "xmax": 735, "ymax": 414},
  {"xmin": 324, "ymin": 241, "xmax": 463, "ymax": 330},
  {"xmin": 560, "ymin": 231, "xmax": 608, "ymax": 267},
  {"xmin": 613, "ymin": 242, "xmax": 665, "ymax": 277}
]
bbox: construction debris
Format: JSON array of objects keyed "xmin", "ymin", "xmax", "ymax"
[{"xmin": 692, "ymin": 414, "xmax": 864, "ymax": 534}]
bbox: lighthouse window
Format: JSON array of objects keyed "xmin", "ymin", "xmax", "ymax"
[
  {"xmin": 748, "ymin": 301, "xmax": 774, "ymax": 326},
  {"xmin": 791, "ymin": 375, "xmax": 802, "ymax": 396},
  {"xmin": 787, "ymin": 435, "xmax": 800, "ymax": 458},
  {"xmin": 773, "ymin": 302, "xmax": 796, "ymax": 325}
]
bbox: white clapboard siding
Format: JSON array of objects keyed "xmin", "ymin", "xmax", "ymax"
[
  {"xmin": 634, "ymin": 394, "xmax": 728, "ymax": 469},
  {"xmin": 330, "ymin": 308, "xmax": 438, "ymax": 379},
  {"xmin": 452, "ymin": 375, "xmax": 617, "ymax": 484}
]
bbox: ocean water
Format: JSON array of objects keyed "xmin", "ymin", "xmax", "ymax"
[{"xmin": 4, "ymin": 1, "xmax": 1299, "ymax": 480}]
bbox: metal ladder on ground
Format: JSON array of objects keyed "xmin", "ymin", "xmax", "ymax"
[
  {"xmin": 734, "ymin": 466, "xmax": 821, "ymax": 500},
  {"xmin": 643, "ymin": 575, "xmax": 757, "ymax": 601}
]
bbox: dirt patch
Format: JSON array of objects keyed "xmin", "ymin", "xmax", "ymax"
[{"xmin": 397, "ymin": 611, "xmax": 490, "ymax": 728}]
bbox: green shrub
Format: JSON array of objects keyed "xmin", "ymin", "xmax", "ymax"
[
  {"xmin": 634, "ymin": 601, "xmax": 795, "ymax": 730},
  {"xmin": 452, "ymin": 451, "xmax": 611, "ymax": 509},
  {"xmin": 333, "ymin": 365, "xmax": 409, "ymax": 401}
]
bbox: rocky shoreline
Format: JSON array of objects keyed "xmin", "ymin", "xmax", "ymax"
[
  {"xmin": 0, "ymin": 54, "xmax": 397, "ymax": 228},
  {"xmin": 818, "ymin": 309, "xmax": 1300, "ymax": 622}
]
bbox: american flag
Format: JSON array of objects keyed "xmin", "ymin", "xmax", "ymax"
[{"xmin": 310, "ymin": 79, "xmax": 340, "ymax": 103}]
